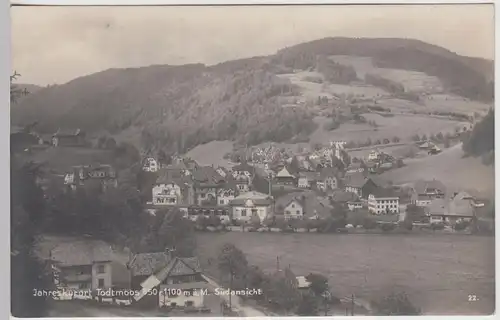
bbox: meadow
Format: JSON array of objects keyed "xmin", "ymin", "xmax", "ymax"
[{"xmin": 195, "ymin": 232, "xmax": 495, "ymax": 315}]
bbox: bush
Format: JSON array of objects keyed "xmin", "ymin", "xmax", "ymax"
[
  {"xmin": 362, "ymin": 217, "xmax": 378, "ymax": 230},
  {"xmin": 431, "ymin": 222, "xmax": 445, "ymax": 231},
  {"xmin": 453, "ymin": 220, "xmax": 469, "ymax": 231},
  {"xmin": 379, "ymin": 223, "xmax": 397, "ymax": 232}
]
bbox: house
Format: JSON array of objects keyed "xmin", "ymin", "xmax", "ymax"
[
  {"xmin": 128, "ymin": 251, "xmax": 208, "ymax": 309},
  {"xmin": 191, "ymin": 167, "xmax": 226, "ymax": 206},
  {"xmin": 428, "ymin": 198, "xmax": 475, "ymax": 224},
  {"xmin": 229, "ymin": 191, "xmax": 273, "ymax": 223},
  {"xmin": 52, "ymin": 129, "xmax": 86, "ymax": 147},
  {"xmin": 367, "ymin": 189, "xmax": 400, "ymax": 215},
  {"xmin": 347, "ymin": 201, "xmax": 364, "ymax": 211},
  {"xmin": 142, "ymin": 157, "xmax": 159, "ymax": 172},
  {"xmin": 296, "ymin": 276, "xmax": 312, "ymax": 290},
  {"xmin": 297, "ymin": 172, "xmax": 319, "ymax": 189},
  {"xmin": 411, "ymin": 179, "xmax": 446, "ymax": 207},
  {"xmin": 452, "ymin": 190, "xmax": 485, "ymax": 208},
  {"xmin": 346, "ymin": 162, "xmax": 366, "ymax": 175},
  {"xmin": 316, "ymin": 167, "xmax": 339, "ymax": 191},
  {"xmin": 50, "ymin": 240, "xmax": 114, "ymax": 291},
  {"xmin": 152, "ymin": 170, "xmax": 194, "ymax": 206},
  {"xmin": 344, "ymin": 173, "xmax": 378, "ymax": 199},
  {"xmin": 217, "ymin": 183, "xmax": 237, "ymax": 206},
  {"xmin": 275, "ymin": 191, "xmax": 333, "ymax": 220},
  {"xmin": 274, "ymin": 166, "xmax": 297, "ymax": 186},
  {"xmin": 231, "ymin": 162, "xmax": 256, "ymax": 193},
  {"xmin": 64, "ymin": 164, "xmax": 118, "ymax": 192},
  {"xmin": 368, "ymin": 149, "xmax": 380, "ymax": 161},
  {"xmin": 418, "ymin": 141, "xmax": 437, "ymax": 150}
]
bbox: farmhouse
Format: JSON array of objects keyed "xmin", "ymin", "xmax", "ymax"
[
  {"xmin": 367, "ymin": 189, "xmax": 400, "ymax": 215},
  {"xmin": 229, "ymin": 191, "xmax": 273, "ymax": 223},
  {"xmin": 52, "ymin": 129, "xmax": 87, "ymax": 147},
  {"xmin": 275, "ymin": 191, "xmax": 333, "ymax": 220},
  {"xmin": 343, "ymin": 173, "xmax": 378, "ymax": 199},
  {"xmin": 64, "ymin": 164, "xmax": 118, "ymax": 192},
  {"xmin": 346, "ymin": 161, "xmax": 366, "ymax": 175},
  {"xmin": 128, "ymin": 251, "xmax": 208, "ymax": 309},
  {"xmin": 428, "ymin": 198, "xmax": 475, "ymax": 224},
  {"xmin": 368, "ymin": 149, "xmax": 381, "ymax": 161},
  {"xmin": 50, "ymin": 240, "xmax": 114, "ymax": 291},
  {"xmin": 410, "ymin": 179, "xmax": 446, "ymax": 207}
]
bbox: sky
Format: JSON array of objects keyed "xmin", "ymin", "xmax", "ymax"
[{"xmin": 11, "ymin": 4, "xmax": 495, "ymax": 86}]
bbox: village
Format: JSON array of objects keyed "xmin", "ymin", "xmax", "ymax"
[{"xmin": 9, "ymin": 123, "xmax": 493, "ymax": 317}]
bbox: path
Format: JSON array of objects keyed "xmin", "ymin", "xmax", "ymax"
[{"xmin": 201, "ymin": 274, "xmax": 267, "ymax": 317}]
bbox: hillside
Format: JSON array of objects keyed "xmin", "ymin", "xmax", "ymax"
[{"xmin": 11, "ymin": 37, "xmax": 494, "ymax": 155}]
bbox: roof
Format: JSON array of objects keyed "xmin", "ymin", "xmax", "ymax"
[
  {"xmin": 428, "ymin": 199, "xmax": 474, "ymax": 217},
  {"xmin": 298, "ymin": 172, "xmax": 320, "ymax": 181},
  {"xmin": 329, "ymin": 190, "xmax": 359, "ymax": 203},
  {"xmin": 156, "ymin": 168, "xmax": 192, "ymax": 185},
  {"xmin": 319, "ymin": 167, "xmax": 338, "ymax": 179},
  {"xmin": 232, "ymin": 162, "xmax": 255, "ymax": 173},
  {"xmin": 50, "ymin": 240, "xmax": 113, "ymax": 267},
  {"xmin": 230, "ymin": 191, "xmax": 273, "ymax": 206},
  {"xmin": 128, "ymin": 252, "xmax": 172, "ymax": 276},
  {"xmin": 53, "ymin": 128, "xmax": 83, "ymax": 137},
  {"xmin": 192, "ymin": 166, "xmax": 225, "ymax": 185},
  {"xmin": 275, "ymin": 191, "xmax": 332, "ymax": 218},
  {"xmin": 344, "ymin": 173, "xmax": 370, "ymax": 188},
  {"xmin": 296, "ymin": 276, "xmax": 311, "ymax": 289},
  {"xmin": 413, "ymin": 179, "xmax": 446, "ymax": 195},
  {"xmin": 369, "ymin": 188, "xmax": 398, "ymax": 199},
  {"xmin": 276, "ymin": 166, "xmax": 295, "ymax": 178}
]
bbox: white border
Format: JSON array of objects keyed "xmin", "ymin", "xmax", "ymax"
[
  {"xmin": 4, "ymin": 1, "xmax": 497, "ymax": 320},
  {"xmin": 9, "ymin": 0, "xmax": 496, "ymax": 5}
]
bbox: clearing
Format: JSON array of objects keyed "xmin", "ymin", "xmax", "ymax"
[
  {"xmin": 195, "ymin": 232, "xmax": 495, "ymax": 315},
  {"xmin": 379, "ymin": 143, "xmax": 495, "ymax": 197},
  {"xmin": 185, "ymin": 140, "xmax": 234, "ymax": 167}
]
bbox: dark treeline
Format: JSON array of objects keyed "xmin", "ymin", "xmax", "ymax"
[{"xmin": 462, "ymin": 109, "xmax": 494, "ymax": 164}]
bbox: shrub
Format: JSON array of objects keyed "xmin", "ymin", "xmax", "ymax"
[
  {"xmin": 379, "ymin": 223, "xmax": 397, "ymax": 232},
  {"xmin": 431, "ymin": 222, "xmax": 445, "ymax": 231},
  {"xmin": 453, "ymin": 220, "xmax": 469, "ymax": 231},
  {"xmin": 362, "ymin": 217, "xmax": 378, "ymax": 230}
]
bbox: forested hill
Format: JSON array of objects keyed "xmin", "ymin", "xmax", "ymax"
[
  {"xmin": 11, "ymin": 37, "xmax": 494, "ymax": 155},
  {"xmin": 462, "ymin": 109, "xmax": 494, "ymax": 163}
]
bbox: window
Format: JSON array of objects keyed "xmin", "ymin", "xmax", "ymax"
[
  {"xmin": 296, "ymin": 210, "xmax": 300, "ymax": 215},
  {"xmin": 219, "ymin": 199, "xmax": 224, "ymax": 205},
  {"xmin": 97, "ymin": 265, "xmax": 105, "ymax": 274},
  {"xmin": 200, "ymin": 193, "xmax": 206, "ymax": 198},
  {"xmin": 241, "ymin": 210, "xmax": 246, "ymax": 217},
  {"xmin": 79, "ymin": 282, "xmax": 90, "ymax": 289},
  {"xmin": 291, "ymin": 204, "xmax": 295, "ymax": 208},
  {"xmin": 98, "ymin": 279, "xmax": 105, "ymax": 288}
]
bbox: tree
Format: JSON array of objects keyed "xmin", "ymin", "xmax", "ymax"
[
  {"xmin": 217, "ymin": 244, "xmax": 249, "ymax": 308},
  {"xmin": 306, "ymin": 273, "xmax": 329, "ymax": 297},
  {"xmin": 105, "ymin": 137, "xmax": 117, "ymax": 149},
  {"xmin": 421, "ymin": 134, "xmax": 428, "ymax": 141},
  {"xmin": 372, "ymin": 292, "xmax": 421, "ymax": 315},
  {"xmin": 391, "ymin": 136, "xmax": 400, "ymax": 143},
  {"xmin": 296, "ymin": 292, "xmax": 319, "ymax": 316},
  {"xmin": 435, "ymin": 132, "xmax": 444, "ymax": 142},
  {"xmin": 411, "ymin": 134, "xmax": 420, "ymax": 142},
  {"xmin": 266, "ymin": 268, "xmax": 300, "ymax": 314},
  {"xmin": 383, "ymin": 138, "xmax": 390, "ymax": 144}
]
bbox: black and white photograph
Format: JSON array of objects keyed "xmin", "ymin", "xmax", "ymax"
[{"xmin": 9, "ymin": 3, "xmax": 495, "ymax": 317}]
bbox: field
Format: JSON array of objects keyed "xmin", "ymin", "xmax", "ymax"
[
  {"xmin": 195, "ymin": 232, "xmax": 495, "ymax": 315},
  {"xmin": 379, "ymin": 143, "xmax": 495, "ymax": 197},
  {"xmin": 309, "ymin": 113, "xmax": 465, "ymax": 146},
  {"xmin": 186, "ymin": 140, "xmax": 234, "ymax": 167}
]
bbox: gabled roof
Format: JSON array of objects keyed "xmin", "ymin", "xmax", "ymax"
[
  {"xmin": 428, "ymin": 198, "xmax": 474, "ymax": 217},
  {"xmin": 156, "ymin": 168, "xmax": 192, "ymax": 185},
  {"xmin": 276, "ymin": 166, "xmax": 295, "ymax": 178},
  {"xmin": 344, "ymin": 173, "xmax": 370, "ymax": 188},
  {"xmin": 192, "ymin": 166, "xmax": 225, "ymax": 185},
  {"xmin": 329, "ymin": 190, "xmax": 359, "ymax": 203},
  {"xmin": 50, "ymin": 240, "xmax": 113, "ymax": 267},
  {"xmin": 275, "ymin": 191, "xmax": 332, "ymax": 219},
  {"xmin": 413, "ymin": 179, "xmax": 446, "ymax": 195},
  {"xmin": 232, "ymin": 162, "xmax": 255, "ymax": 174},
  {"xmin": 298, "ymin": 171, "xmax": 320, "ymax": 181},
  {"xmin": 230, "ymin": 191, "xmax": 273, "ymax": 206},
  {"xmin": 128, "ymin": 252, "xmax": 172, "ymax": 276},
  {"xmin": 369, "ymin": 188, "xmax": 398, "ymax": 198}
]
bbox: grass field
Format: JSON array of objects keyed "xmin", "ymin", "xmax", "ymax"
[
  {"xmin": 309, "ymin": 113, "xmax": 464, "ymax": 146},
  {"xmin": 195, "ymin": 232, "xmax": 495, "ymax": 315},
  {"xmin": 186, "ymin": 140, "xmax": 234, "ymax": 167},
  {"xmin": 379, "ymin": 143, "xmax": 495, "ymax": 197}
]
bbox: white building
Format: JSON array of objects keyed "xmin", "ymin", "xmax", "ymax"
[
  {"xmin": 368, "ymin": 193, "xmax": 400, "ymax": 215},
  {"xmin": 152, "ymin": 182, "xmax": 183, "ymax": 206},
  {"xmin": 143, "ymin": 157, "xmax": 159, "ymax": 172},
  {"xmin": 368, "ymin": 150, "xmax": 380, "ymax": 161},
  {"xmin": 229, "ymin": 191, "xmax": 273, "ymax": 223}
]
